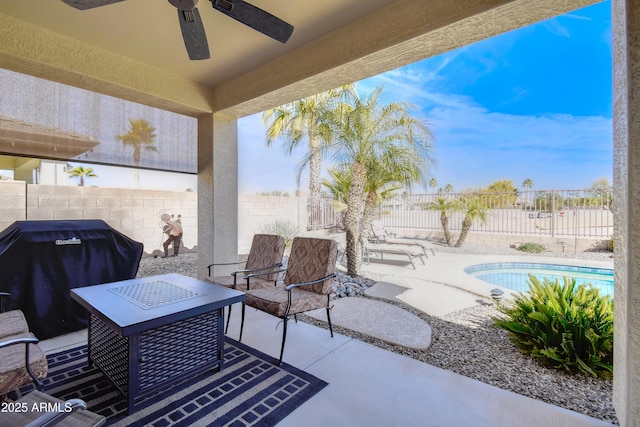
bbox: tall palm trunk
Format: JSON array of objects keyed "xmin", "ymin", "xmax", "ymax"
[
  {"xmin": 440, "ymin": 212, "xmax": 453, "ymax": 246},
  {"xmin": 359, "ymin": 190, "xmax": 378, "ymax": 252},
  {"xmin": 133, "ymin": 147, "xmax": 141, "ymax": 166},
  {"xmin": 455, "ymin": 217, "xmax": 472, "ymax": 247},
  {"xmin": 345, "ymin": 162, "xmax": 367, "ymax": 276},
  {"xmin": 308, "ymin": 136, "xmax": 323, "ymax": 214}
]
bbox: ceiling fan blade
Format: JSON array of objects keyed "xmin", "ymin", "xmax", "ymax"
[
  {"xmin": 60, "ymin": 0, "xmax": 126, "ymax": 10},
  {"xmin": 210, "ymin": 0, "xmax": 294, "ymax": 44},
  {"xmin": 177, "ymin": 7, "xmax": 211, "ymax": 60}
]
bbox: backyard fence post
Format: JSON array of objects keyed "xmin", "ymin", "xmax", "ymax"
[{"xmin": 551, "ymin": 189, "xmax": 556, "ymax": 238}]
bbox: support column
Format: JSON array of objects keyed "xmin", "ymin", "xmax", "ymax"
[
  {"xmin": 197, "ymin": 113, "xmax": 238, "ymax": 279},
  {"xmin": 613, "ymin": 0, "xmax": 640, "ymax": 425}
]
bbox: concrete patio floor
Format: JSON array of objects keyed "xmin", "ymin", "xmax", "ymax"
[
  {"xmin": 41, "ymin": 277, "xmax": 615, "ymax": 427},
  {"xmin": 37, "ymin": 248, "xmax": 616, "ymax": 426}
]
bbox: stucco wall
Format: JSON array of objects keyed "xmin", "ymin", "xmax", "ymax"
[
  {"xmin": 238, "ymin": 194, "xmax": 306, "ymax": 253},
  {"xmin": 0, "ymin": 181, "xmax": 198, "ymax": 255},
  {"xmin": 0, "ymin": 181, "xmax": 307, "ymax": 256}
]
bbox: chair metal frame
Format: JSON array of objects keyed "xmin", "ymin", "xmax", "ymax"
[
  {"xmin": 239, "ymin": 238, "xmax": 337, "ymax": 366},
  {"xmin": 0, "ymin": 292, "xmax": 46, "ymax": 395},
  {"xmin": 239, "ymin": 270, "xmax": 337, "ymax": 365},
  {"xmin": 206, "ymin": 234, "xmax": 285, "ymax": 333}
]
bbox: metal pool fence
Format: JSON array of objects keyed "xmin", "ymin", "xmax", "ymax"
[{"xmin": 308, "ymin": 188, "xmax": 614, "ymax": 239}]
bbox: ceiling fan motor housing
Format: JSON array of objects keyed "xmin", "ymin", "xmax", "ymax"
[{"xmin": 168, "ymin": 0, "xmax": 198, "ymax": 10}]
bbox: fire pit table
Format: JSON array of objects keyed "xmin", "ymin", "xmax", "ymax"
[{"xmin": 71, "ymin": 273, "xmax": 245, "ymax": 414}]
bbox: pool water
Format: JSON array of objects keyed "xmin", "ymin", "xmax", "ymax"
[{"xmin": 464, "ymin": 262, "xmax": 614, "ymax": 296}]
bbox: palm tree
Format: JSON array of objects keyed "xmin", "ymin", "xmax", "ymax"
[
  {"xmin": 429, "ymin": 178, "xmax": 438, "ymax": 193},
  {"xmin": 322, "ymin": 86, "xmax": 434, "ymax": 276},
  {"xmin": 427, "ymin": 196, "xmax": 459, "ymax": 246},
  {"xmin": 262, "ymin": 85, "xmax": 353, "ymax": 211},
  {"xmin": 522, "ymin": 178, "xmax": 535, "ymax": 209},
  {"xmin": 359, "ymin": 149, "xmax": 422, "ymax": 252},
  {"xmin": 322, "ymin": 166, "xmax": 406, "ymax": 235},
  {"xmin": 321, "ymin": 168, "xmax": 351, "ymax": 229},
  {"xmin": 444, "ymin": 183, "xmax": 454, "ymax": 193},
  {"xmin": 454, "ymin": 196, "xmax": 489, "ymax": 247},
  {"xmin": 321, "ymin": 168, "xmax": 350, "ymax": 206},
  {"xmin": 116, "ymin": 118, "xmax": 158, "ymax": 166},
  {"xmin": 67, "ymin": 166, "xmax": 97, "ymax": 187}
]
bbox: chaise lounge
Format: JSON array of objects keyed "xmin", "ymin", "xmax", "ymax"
[
  {"xmin": 369, "ymin": 220, "xmax": 436, "ymax": 258},
  {"xmin": 365, "ymin": 242, "xmax": 426, "ymax": 269}
]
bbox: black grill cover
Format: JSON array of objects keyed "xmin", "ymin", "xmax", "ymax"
[{"xmin": 0, "ymin": 220, "xmax": 143, "ymax": 339}]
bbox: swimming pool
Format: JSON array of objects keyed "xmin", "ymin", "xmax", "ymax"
[{"xmin": 464, "ymin": 262, "xmax": 614, "ymax": 296}]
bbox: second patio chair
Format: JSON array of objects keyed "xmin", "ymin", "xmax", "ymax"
[
  {"xmin": 205, "ymin": 234, "xmax": 285, "ymax": 333},
  {"xmin": 239, "ymin": 237, "xmax": 338, "ymax": 365}
]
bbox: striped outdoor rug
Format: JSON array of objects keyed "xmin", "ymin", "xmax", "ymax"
[{"xmin": 20, "ymin": 338, "xmax": 327, "ymax": 426}]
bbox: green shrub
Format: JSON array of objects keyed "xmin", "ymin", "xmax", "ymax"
[
  {"xmin": 516, "ymin": 242, "xmax": 546, "ymax": 253},
  {"xmin": 493, "ymin": 275, "xmax": 614, "ymax": 378},
  {"xmin": 260, "ymin": 220, "xmax": 299, "ymax": 249}
]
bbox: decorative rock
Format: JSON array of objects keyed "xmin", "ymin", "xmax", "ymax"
[
  {"xmin": 330, "ymin": 272, "xmax": 377, "ymax": 299},
  {"xmin": 490, "ymin": 288, "xmax": 505, "ymax": 303}
]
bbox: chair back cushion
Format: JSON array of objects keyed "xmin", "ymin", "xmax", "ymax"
[
  {"xmin": 245, "ymin": 234, "xmax": 286, "ymax": 281},
  {"xmin": 285, "ymin": 237, "xmax": 337, "ymax": 294}
]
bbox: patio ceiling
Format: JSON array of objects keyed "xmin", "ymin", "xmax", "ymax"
[
  {"xmin": 0, "ymin": 0, "xmax": 600, "ymax": 118},
  {"xmin": 0, "ymin": 0, "xmax": 392, "ymax": 89}
]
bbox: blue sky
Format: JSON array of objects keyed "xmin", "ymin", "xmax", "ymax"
[{"xmin": 238, "ymin": 0, "xmax": 612, "ymax": 194}]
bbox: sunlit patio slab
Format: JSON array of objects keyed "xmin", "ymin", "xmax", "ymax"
[{"xmin": 40, "ymin": 306, "xmax": 614, "ymax": 427}]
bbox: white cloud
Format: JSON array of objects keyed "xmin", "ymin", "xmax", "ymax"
[
  {"xmin": 562, "ymin": 13, "xmax": 593, "ymax": 21},
  {"xmin": 424, "ymin": 104, "xmax": 611, "ymax": 190},
  {"xmin": 541, "ymin": 20, "xmax": 571, "ymax": 37}
]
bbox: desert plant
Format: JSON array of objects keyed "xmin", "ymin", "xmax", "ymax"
[
  {"xmin": 516, "ymin": 242, "xmax": 546, "ymax": 253},
  {"xmin": 494, "ymin": 276, "xmax": 614, "ymax": 378},
  {"xmin": 260, "ymin": 220, "xmax": 299, "ymax": 249}
]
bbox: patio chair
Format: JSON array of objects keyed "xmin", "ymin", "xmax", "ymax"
[
  {"xmin": 239, "ymin": 237, "xmax": 338, "ymax": 365},
  {"xmin": 3, "ymin": 390, "xmax": 105, "ymax": 426},
  {"xmin": 205, "ymin": 234, "xmax": 285, "ymax": 333},
  {"xmin": 370, "ymin": 220, "xmax": 436, "ymax": 257},
  {"xmin": 0, "ymin": 293, "xmax": 48, "ymax": 398}
]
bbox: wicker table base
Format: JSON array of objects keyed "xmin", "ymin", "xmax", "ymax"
[
  {"xmin": 89, "ymin": 309, "xmax": 221, "ymax": 412},
  {"xmin": 71, "ymin": 274, "xmax": 245, "ymax": 414}
]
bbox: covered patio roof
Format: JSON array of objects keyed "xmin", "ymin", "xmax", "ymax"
[
  {"xmin": 0, "ymin": 0, "xmax": 598, "ymax": 118},
  {"xmin": 4, "ymin": 1, "xmax": 639, "ymax": 426}
]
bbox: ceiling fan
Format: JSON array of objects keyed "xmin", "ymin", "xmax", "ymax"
[{"xmin": 60, "ymin": 0, "xmax": 294, "ymax": 61}]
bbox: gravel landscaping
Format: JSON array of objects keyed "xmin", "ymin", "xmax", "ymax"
[{"xmin": 136, "ymin": 244, "xmax": 617, "ymax": 425}]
